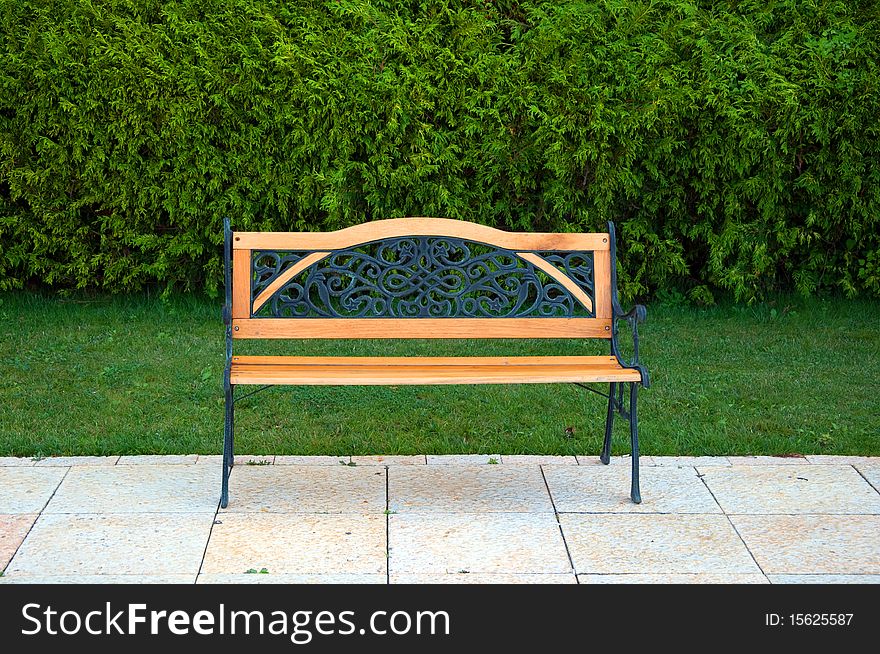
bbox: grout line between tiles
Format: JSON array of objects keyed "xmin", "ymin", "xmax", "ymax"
[
  {"xmin": 539, "ymin": 465, "xmax": 576, "ymax": 577},
  {"xmin": 852, "ymin": 464, "xmax": 879, "ymax": 495},
  {"xmin": 163, "ymin": 509, "xmax": 880, "ymax": 516},
  {"xmin": 4, "ymin": 466, "xmax": 71, "ymax": 575},
  {"xmin": 764, "ymin": 573, "xmax": 878, "ymax": 577},
  {"xmin": 558, "ymin": 510, "xmax": 880, "ymax": 516},
  {"xmin": 195, "ymin": 495, "xmax": 223, "ymax": 585},
  {"xmin": 697, "ymin": 471, "xmax": 769, "ymax": 581},
  {"xmin": 38, "ymin": 511, "xmax": 220, "ymax": 516}
]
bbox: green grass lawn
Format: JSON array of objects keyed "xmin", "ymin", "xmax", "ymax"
[{"xmin": 1, "ymin": 292, "xmax": 877, "ymax": 457}]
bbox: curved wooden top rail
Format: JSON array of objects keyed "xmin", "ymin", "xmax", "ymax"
[{"xmin": 233, "ymin": 217, "xmax": 610, "ymax": 252}]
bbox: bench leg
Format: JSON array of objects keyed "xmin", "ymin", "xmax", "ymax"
[
  {"xmin": 221, "ymin": 381, "xmax": 234, "ymax": 508},
  {"xmin": 629, "ymin": 382, "xmax": 641, "ymax": 504},
  {"xmin": 601, "ymin": 382, "xmax": 616, "ymax": 464}
]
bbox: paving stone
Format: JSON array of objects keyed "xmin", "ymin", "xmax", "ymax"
[
  {"xmin": 544, "ymin": 465, "xmax": 721, "ymax": 514},
  {"xmin": 389, "ymin": 513, "xmax": 571, "ymax": 574},
  {"xmin": 222, "ymin": 466, "xmax": 386, "ymax": 513},
  {"xmin": 575, "ymin": 455, "xmax": 655, "ymax": 466},
  {"xmin": 854, "ymin": 462, "xmax": 880, "ymax": 493},
  {"xmin": 0, "ymin": 467, "xmax": 67, "ymax": 513},
  {"xmin": 649, "ymin": 456, "xmax": 731, "ymax": 467},
  {"xmin": 806, "ymin": 456, "xmax": 879, "ymax": 466},
  {"xmin": 6, "ymin": 514, "xmax": 214, "ymax": 576},
  {"xmin": 699, "ymin": 465, "xmax": 880, "ymax": 514},
  {"xmin": 197, "ymin": 574, "xmax": 386, "ymax": 584},
  {"xmin": 0, "ymin": 515, "xmax": 37, "ymax": 570},
  {"xmin": 0, "ymin": 575, "xmax": 196, "ymax": 584},
  {"xmin": 117, "ymin": 455, "xmax": 198, "ymax": 465},
  {"xmin": 275, "ymin": 456, "xmax": 351, "ymax": 465},
  {"xmin": 389, "ymin": 465, "xmax": 553, "ymax": 513},
  {"xmin": 501, "ymin": 456, "xmax": 577, "ymax": 466},
  {"xmin": 202, "ymin": 514, "xmax": 386, "ymax": 575},
  {"xmin": 731, "ymin": 515, "xmax": 880, "ymax": 574},
  {"xmin": 561, "ymin": 514, "xmax": 760, "ymax": 574},
  {"xmin": 727, "ymin": 456, "xmax": 809, "ymax": 465},
  {"xmin": 426, "ymin": 455, "xmax": 502, "ymax": 465},
  {"xmin": 391, "ymin": 573, "xmax": 576, "ymax": 584},
  {"xmin": 196, "ymin": 455, "xmax": 224, "ymax": 465},
  {"xmin": 0, "ymin": 458, "xmax": 35, "ymax": 467},
  {"xmin": 350, "ymin": 455, "xmax": 426, "ymax": 466},
  {"xmin": 34, "ymin": 456, "xmax": 119, "ymax": 466},
  {"xmin": 577, "ymin": 573, "xmax": 768, "ymax": 584},
  {"xmin": 768, "ymin": 575, "xmax": 880, "ymax": 584},
  {"xmin": 45, "ymin": 465, "xmax": 218, "ymax": 514}
]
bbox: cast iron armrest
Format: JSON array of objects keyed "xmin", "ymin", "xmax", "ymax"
[
  {"xmin": 605, "ymin": 220, "xmax": 649, "ymax": 388},
  {"xmin": 611, "ymin": 302, "xmax": 650, "ymax": 388}
]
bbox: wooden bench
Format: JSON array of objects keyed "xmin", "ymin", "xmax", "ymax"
[{"xmin": 220, "ymin": 217, "xmax": 649, "ymax": 507}]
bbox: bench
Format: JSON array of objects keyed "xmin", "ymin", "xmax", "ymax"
[{"xmin": 220, "ymin": 217, "xmax": 649, "ymax": 507}]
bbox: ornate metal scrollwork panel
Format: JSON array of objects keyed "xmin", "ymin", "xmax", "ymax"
[
  {"xmin": 252, "ymin": 251, "xmax": 311, "ymax": 299},
  {"xmin": 251, "ymin": 238, "xmax": 595, "ymax": 319}
]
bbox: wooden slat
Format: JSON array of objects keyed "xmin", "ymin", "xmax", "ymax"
[
  {"xmin": 233, "ymin": 218, "xmax": 609, "ymax": 252},
  {"xmin": 516, "ymin": 252, "xmax": 593, "ymax": 313},
  {"xmin": 230, "ymin": 364, "xmax": 641, "ymax": 385},
  {"xmin": 231, "ymin": 317, "xmax": 613, "ymax": 339},
  {"xmin": 231, "ymin": 248, "xmax": 251, "ymax": 319},
  {"xmin": 593, "ymin": 247, "xmax": 612, "ymax": 321},
  {"xmin": 231, "ymin": 365, "xmax": 634, "ymax": 375},
  {"xmin": 230, "ymin": 371, "xmax": 642, "ymax": 385},
  {"xmin": 251, "ymin": 251, "xmax": 330, "ymax": 313},
  {"xmin": 232, "ymin": 355, "xmax": 621, "ymax": 366}
]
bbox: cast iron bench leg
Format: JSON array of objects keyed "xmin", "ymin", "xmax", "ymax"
[
  {"xmin": 629, "ymin": 382, "xmax": 641, "ymax": 504},
  {"xmin": 601, "ymin": 381, "xmax": 616, "ymax": 464},
  {"xmin": 221, "ymin": 379, "xmax": 234, "ymax": 508}
]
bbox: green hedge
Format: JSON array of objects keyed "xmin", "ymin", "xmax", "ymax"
[{"xmin": 2, "ymin": 0, "xmax": 879, "ymax": 300}]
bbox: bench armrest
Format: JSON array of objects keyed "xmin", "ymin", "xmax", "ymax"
[
  {"xmin": 611, "ymin": 303, "xmax": 649, "ymax": 387},
  {"xmin": 606, "ymin": 221, "xmax": 649, "ymax": 387}
]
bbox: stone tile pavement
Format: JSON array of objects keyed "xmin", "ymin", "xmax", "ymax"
[{"xmin": 1, "ymin": 455, "xmax": 878, "ymax": 584}]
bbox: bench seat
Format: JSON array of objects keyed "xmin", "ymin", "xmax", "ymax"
[{"xmin": 230, "ymin": 355, "xmax": 642, "ymax": 386}]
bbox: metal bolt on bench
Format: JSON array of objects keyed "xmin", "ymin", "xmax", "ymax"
[{"xmin": 221, "ymin": 217, "xmax": 649, "ymax": 507}]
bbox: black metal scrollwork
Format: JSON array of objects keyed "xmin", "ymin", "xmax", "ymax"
[
  {"xmin": 252, "ymin": 251, "xmax": 310, "ymax": 298},
  {"xmin": 252, "ymin": 237, "xmax": 594, "ymax": 319},
  {"xmin": 541, "ymin": 252, "xmax": 594, "ymax": 291}
]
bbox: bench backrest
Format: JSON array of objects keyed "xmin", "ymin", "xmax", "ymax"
[{"xmin": 225, "ymin": 217, "xmax": 616, "ymax": 340}]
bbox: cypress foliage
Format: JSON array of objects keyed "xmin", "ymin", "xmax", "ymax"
[{"xmin": 1, "ymin": 0, "xmax": 878, "ymax": 300}]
